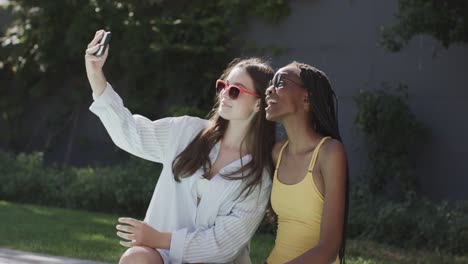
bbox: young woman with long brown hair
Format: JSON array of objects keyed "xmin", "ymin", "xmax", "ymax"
[{"xmin": 85, "ymin": 30, "xmax": 275, "ymax": 264}]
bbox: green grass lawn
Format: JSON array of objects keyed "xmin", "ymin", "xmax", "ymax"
[
  {"xmin": 1, "ymin": 201, "xmax": 467, "ymax": 264},
  {"xmin": 0, "ymin": 200, "xmax": 123, "ymax": 262}
]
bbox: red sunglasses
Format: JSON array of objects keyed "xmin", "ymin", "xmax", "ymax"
[{"xmin": 215, "ymin": 79, "xmax": 259, "ymax": 100}]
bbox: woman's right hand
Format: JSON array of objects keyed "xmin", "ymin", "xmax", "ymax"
[{"xmin": 85, "ymin": 30, "xmax": 109, "ymax": 96}]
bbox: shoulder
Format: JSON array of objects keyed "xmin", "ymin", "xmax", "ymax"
[
  {"xmin": 318, "ymin": 138, "xmax": 347, "ymax": 180},
  {"xmin": 162, "ymin": 116, "xmax": 210, "ymax": 151},
  {"xmin": 320, "ymin": 138, "xmax": 345, "ymax": 158},
  {"xmin": 168, "ymin": 115, "xmax": 209, "ymax": 133},
  {"xmin": 272, "ymin": 140, "xmax": 287, "ymax": 164},
  {"xmin": 171, "ymin": 115, "xmax": 208, "ymax": 126}
]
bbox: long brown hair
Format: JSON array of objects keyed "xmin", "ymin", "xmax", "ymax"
[
  {"xmin": 289, "ymin": 61, "xmax": 349, "ymax": 264},
  {"xmin": 172, "ymin": 58, "xmax": 275, "ymax": 197}
]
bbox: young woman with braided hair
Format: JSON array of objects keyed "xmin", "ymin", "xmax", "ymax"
[{"xmin": 265, "ymin": 61, "xmax": 348, "ymax": 264}]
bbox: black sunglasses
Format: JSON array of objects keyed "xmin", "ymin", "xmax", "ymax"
[{"xmin": 269, "ymin": 76, "xmax": 304, "ymax": 89}]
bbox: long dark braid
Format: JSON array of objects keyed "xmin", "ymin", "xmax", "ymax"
[{"xmin": 289, "ymin": 61, "xmax": 349, "ymax": 264}]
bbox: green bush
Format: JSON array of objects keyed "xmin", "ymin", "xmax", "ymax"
[
  {"xmin": 0, "ymin": 151, "xmax": 160, "ymax": 217},
  {"xmin": 354, "ymin": 84, "xmax": 429, "ymax": 197},
  {"xmin": 348, "ymin": 187, "xmax": 468, "ymax": 255},
  {"xmin": 3, "ymin": 151, "xmax": 467, "ymax": 255}
]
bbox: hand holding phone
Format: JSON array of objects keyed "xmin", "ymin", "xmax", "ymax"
[{"xmin": 94, "ymin": 31, "xmax": 111, "ymax": 57}]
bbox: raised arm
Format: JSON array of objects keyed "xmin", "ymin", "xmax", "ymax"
[
  {"xmin": 89, "ymin": 84, "xmax": 176, "ymax": 163},
  {"xmin": 85, "ymin": 29, "xmax": 109, "ymax": 96},
  {"xmin": 85, "ymin": 30, "xmax": 177, "ymax": 163}
]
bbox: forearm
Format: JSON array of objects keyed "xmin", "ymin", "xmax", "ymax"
[
  {"xmin": 117, "ymin": 218, "xmax": 172, "ymax": 251},
  {"xmin": 86, "ymin": 67, "xmax": 107, "ymax": 96},
  {"xmin": 152, "ymin": 232, "xmax": 171, "ymax": 250}
]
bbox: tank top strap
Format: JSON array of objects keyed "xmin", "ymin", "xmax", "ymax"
[
  {"xmin": 307, "ymin": 137, "xmax": 332, "ymax": 173},
  {"xmin": 275, "ymin": 141, "xmax": 289, "ymax": 170}
]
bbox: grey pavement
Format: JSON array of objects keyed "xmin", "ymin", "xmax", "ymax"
[{"xmin": 0, "ymin": 248, "xmax": 110, "ymax": 264}]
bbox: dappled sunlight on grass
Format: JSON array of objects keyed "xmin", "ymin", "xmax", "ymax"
[
  {"xmin": 27, "ymin": 207, "xmax": 53, "ymax": 216},
  {"xmin": 1, "ymin": 201, "xmax": 467, "ymax": 264},
  {"xmin": 92, "ymin": 216, "xmax": 117, "ymax": 225},
  {"xmin": 74, "ymin": 233, "xmax": 111, "ymax": 243},
  {"xmin": 347, "ymin": 257, "xmax": 377, "ymax": 264},
  {"xmin": 0, "ymin": 201, "xmax": 122, "ymax": 262}
]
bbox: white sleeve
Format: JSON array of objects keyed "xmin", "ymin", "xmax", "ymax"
[
  {"xmin": 89, "ymin": 83, "xmax": 176, "ymax": 164},
  {"xmin": 169, "ymin": 175, "xmax": 272, "ymax": 263}
]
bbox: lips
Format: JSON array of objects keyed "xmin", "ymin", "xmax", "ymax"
[
  {"xmin": 220, "ymin": 100, "xmax": 232, "ymax": 108},
  {"xmin": 265, "ymin": 96, "xmax": 278, "ymax": 112},
  {"xmin": 265, "ymin": 96, "xmax": 278, "ymax": 106}
]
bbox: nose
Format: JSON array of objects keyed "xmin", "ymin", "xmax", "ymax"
[
  {"xmin": 220, "ymin": 87, "xmax": 230, "ymax": 99},
  {"xmin": 265, "ymin": 85, "xmax": 275, "ymax": 96}
]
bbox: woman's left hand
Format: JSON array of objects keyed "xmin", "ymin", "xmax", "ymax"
[{"xmin": 116, "ymin": 217, "xmax": 171, "ymax": 249}]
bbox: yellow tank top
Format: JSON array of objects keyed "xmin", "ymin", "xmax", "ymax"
[{"xmin": 267, "ymin": 137, "xmax": 339, "ymax": 264}]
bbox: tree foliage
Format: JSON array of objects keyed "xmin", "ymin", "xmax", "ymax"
[
  {"xmin": 380, "ymin": 0, "xmax": 468, "ymax": 52},
  {"xmin": 0, "ymin": 0, "xmax": 289, "ymax": 159}
]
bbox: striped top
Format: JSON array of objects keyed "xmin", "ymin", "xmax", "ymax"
[
  {"xmin": 89, "ymin": 83, "xmax": 271, "ymax": 264},
  {"xmin": 267, "ymin": 137, "xmax": 339, "ymax": 264}
]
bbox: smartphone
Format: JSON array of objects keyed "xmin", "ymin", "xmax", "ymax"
[{"xmin": 94, "ymin": 31, "xmax": 111, "ymax": 57}]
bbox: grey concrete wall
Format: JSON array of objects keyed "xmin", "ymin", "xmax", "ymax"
[{"xmin": 244, "ymin": 0, "xmax": 468, "ymax": 200}]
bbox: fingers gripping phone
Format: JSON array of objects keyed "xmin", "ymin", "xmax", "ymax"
[{"xmin": 94, "ymin": 31, "xmax": 111, "ymax": 57}]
